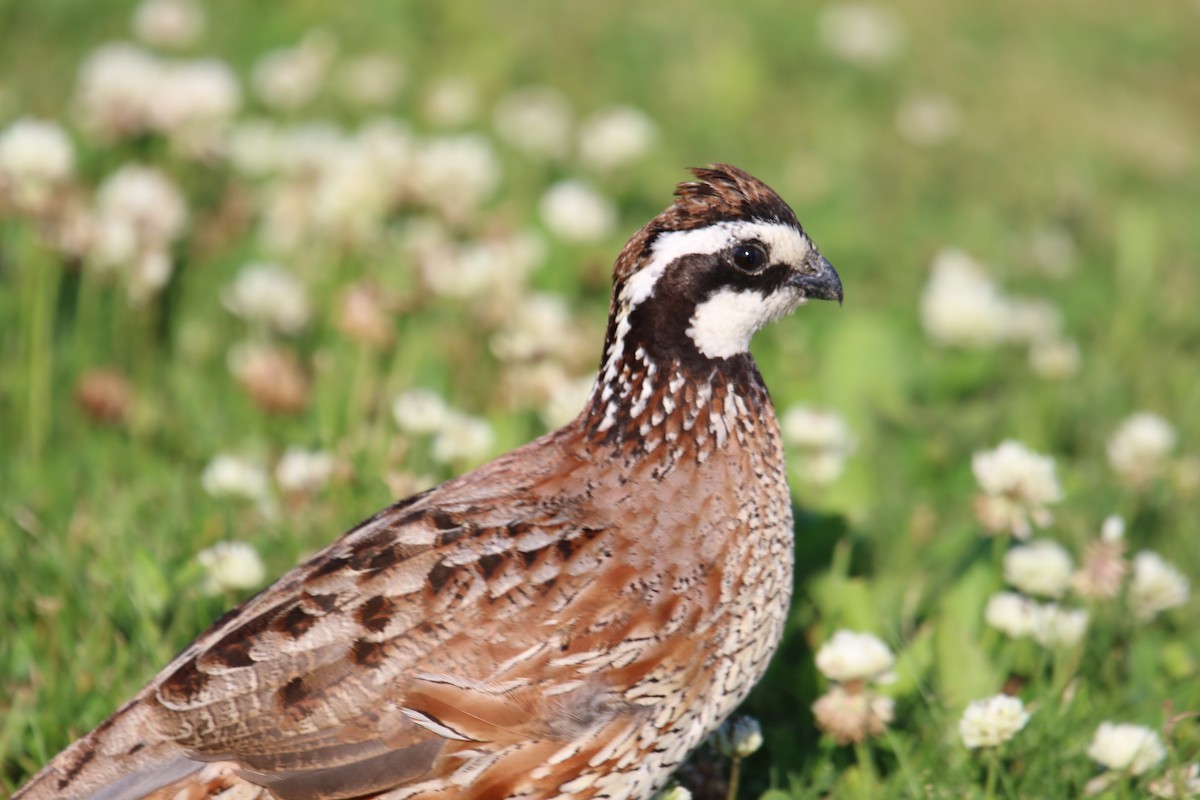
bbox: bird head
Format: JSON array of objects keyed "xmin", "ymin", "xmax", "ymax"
[{"xmin": 602, "ymin": 164, "xmax": 841, "ymax": 374}]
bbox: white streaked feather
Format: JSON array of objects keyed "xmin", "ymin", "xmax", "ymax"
[{"xmin": 398, "ymin": 708, "xmax": 478, "ymax": 742}]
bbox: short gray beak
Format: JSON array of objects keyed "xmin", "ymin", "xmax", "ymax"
[{"xmin": 790, "ymin": 253, "xmax": 843, "ymax": 305}]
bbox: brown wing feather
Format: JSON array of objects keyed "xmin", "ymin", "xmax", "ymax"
[{"xmin": 16, "ymin": 428, "xmax": 659, "ymax": 799}]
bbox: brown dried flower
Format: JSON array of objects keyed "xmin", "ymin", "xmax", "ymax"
[
  {"xmin": 228, "ymin": 342, "xmax": 309, "ymax": 414},
  {"xmin": 336, "ymin": 281, "xmax": 394, "ymax": 347},
  {"xmin": 812, "ymin": 685, "xmax": 895, "ymax": 745},
  {"xmin": 75, "ymin": 368, "xmax": 133, "ymax": 425}
]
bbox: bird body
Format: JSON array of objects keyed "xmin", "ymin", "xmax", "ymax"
[{"xmin": 14, "ymin": 165, "xmax": 841, "ymax": 800}]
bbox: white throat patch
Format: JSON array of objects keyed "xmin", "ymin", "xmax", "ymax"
[{"xmin": 687, "ymin": 287, "xmax": 805, "ymax": 359}]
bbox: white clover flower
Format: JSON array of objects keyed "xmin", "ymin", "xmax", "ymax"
[
  {"xmin": 307, "ymin": 139, "xmax": 402, "ymax": 247},
  {"xmin": 1029, "ymin": 337, "xmax": 1081, "ymax": 380},
  {"xmin": 197, "ymin": 541, "xmax": 266, "ymax": 595},
  {"xmin": 818, "ymin": 3, "xmax": 905, "ymax": 67},
  {"xmin": 1003, "ymin": 539, "xmax": 1074, "ymax": 598},
  {"xmin": 815, "ymin": 630, "xmax": 895, "ymax": 684},
  {"xmin": 201, "ymin": 454, "xmax": 271, "ymax": 502},
  {"xmin": 1101, "ymin": 514, "xmax": 1126, "ymax": 543},
  {"xmin": 493, "ymin": 86, "xmax": 573, "ymax": 160},
  {"xmin": 132, "ymin": 0, "xmax": 205, "ymax": 49},
  {"xmin": 75, "ymin": 43, "xmax": 163, "ymax": 140},
  {"xmin": 920, "ymin": 248, "xmax": 1067, "ymax": 353},
  {"xmin": 416, "ymin": 229, "xmax": 545, "ymax": 301},
  {"xmin": 127, "ymin": 249, "xmax": 173, "ymax": 302},
  {"xmin": 1149, "ymin": 763, "xmax": 1200, "ymax": 798},
  {"xmin": 984, "ymin": 591, "xmax": 1039, "ymax": 639},
  {"xmin": 311, "ymin": 149, "xmax": 389, "ymax": 243},
  {"xmin": 226, "ymin": 119, "xmax": 284, "ymax": 176},
  {"xmin": 920, "ymin": 248, "xmax": 1010, "ymax": 348},
  {"xmin": 490, "ymin": 292, "xmax": 579, "ymax": 362},
  {"xmin": 87, "ymin": 213, "xmax": 139, "ymax": 277},
  {"xmin": 221, "ymin": 263, "xmax": 311, "ymax": 334},
  {"xmin": 422, "ymin": 75, "xmax": 479, "ymax": 127},
  {"xmin": 0, "ymin": 117, "xmax": 75, "ymax": 213},
  {"xmin": 895, "ymin": 93, "xmax": 960, "ymax": 146},
  {"xmin": 811, "ymin": 685, "xmax": 895, "ymax": 745},
  {"xmin": 336, "ymin": 54, "xmax": 405, "ymax": 108},
  {"xmin": 392, "ymin": 388, "xmax": 452, "ymax": 436},
  {"xmin": 275, "ymin": 447, "xmax": 334, "ymax": 494},
  {"xmin": 653, "ymin": 786, "xmax": 693, "ymax": 800},
  {"xmin": 539, "ymin": 180, "xmax": 618, "ymax": 244},
  {"xmin": 578, "ymin": 106, "xmax": 657, "ymax": 172},
  {"xmin": 412, "ymin": 134, "xmax": 500, "ymax": 222},
  {"xmin": 257, "ymin": 182, "xmax": 323, "ymax": 255},
  {"xmin": 76, "ymin": 43, "xmax": 238, "ymax": 152},
  {"xmin": 91, "ymin": 164, "xmax": 187, "ymax": 300},
  {"xmin": 357, "ymin": 117, "xmax": 416, "ymax": 178},
  {"xmin": 1030, "ymin": 603, "xmax": 1089, "ymax": 648},
  {"xmin": 972, "ymin": 440, "xmax": 1062, "ymax": 539},
  {"xmin": 431, "ymin": 412, "xmax": 494, "ymax": 465},
  {"xmin": 270, "ymin": 120, "xmax": 346, "ymax": 175},
  {"xmin": 1004, "ymin": 297, "xmax": 1063, "ymax": 344},
  {"xmin": 251, "ymin": 30, "xmax": 335, "ymax": 111},
  {"xmin": 540, "ymin": 375, "xmax": 594, "ymax": 430},
  {"xmin": 152, "ymin": 59, "xmax": 241, "ymax": 140},
  {"xmin": 781, "ymin": 405, "xmax": 856, "ymax": 487},
  {"xmin": 1108, "ymin": 412, "xmax": 1177, "ymax": 487},
  {"xmin": 1129, "ymin": 551, "xmax": 1190, "ymax": 622},
  {"xmin": 1087, "ymin": 722, "xmax": 1166, "ymax": 775},
  {"xmin": 96, "ymin": 164, "xmax": 188, "ymax": 245},
  {"xmin": 711, "ymin": 715, "xmax": 764, "ymax": 759},
  {"xmin": 959, "ymin": 695, "xmax": 1031, "ymax": 749}
]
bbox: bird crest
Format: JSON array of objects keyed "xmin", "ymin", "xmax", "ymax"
[
  {"xmin": 611, "ymin": 164, "xmax": 805, "ymax": 287},
  {"xmin": 666, "ymin": 164, "xmax": 802, "ymax": 232}
]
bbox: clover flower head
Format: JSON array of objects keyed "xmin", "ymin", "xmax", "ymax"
[
  {"xmin": 197, "ymin": 541, "xmax": 265, "ymax": 595},
  {"xmin": 1087, "ymin": 722, "xmax": 1166, "ymax": 775},
  {"xmin": 1129, "ymin": 551, "xmax": 1189, "ymax": 622},
  {"xmin": 972, "ymin": 440, "xmax": 1062, "ymax": 538},
  {"xmin": 1004, "ymin": 539, "xmax": 1074, "ymax": 598},
  {"xmin": 815, "ymin": 630, "xmax": 895, "ymax": 684},
  {"xmin": 959, "ymin": 695, "xmax": 1031, "ymax": 749}
]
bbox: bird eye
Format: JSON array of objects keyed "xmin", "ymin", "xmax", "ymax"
[{"xmin": 730, "ymin": 242, "xmax": 768, "ymax": 274}]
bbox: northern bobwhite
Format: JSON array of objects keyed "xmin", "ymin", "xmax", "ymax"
[{"xmin": 14, "ymin": 164, "xmax": 842, "ymax": 800}]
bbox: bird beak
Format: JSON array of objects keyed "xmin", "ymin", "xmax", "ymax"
[{"xmin": 789, "ymin": 253, "xmax": 843, "ymax": 305}]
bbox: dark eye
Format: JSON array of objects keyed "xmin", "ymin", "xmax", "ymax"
[{"xmin": 730, "ymin": 242, "xmax": 768, "ymax": 273}]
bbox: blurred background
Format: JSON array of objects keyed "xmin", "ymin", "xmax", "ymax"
[{"xmin": 1, "ymin": 0, "xmax": 1197, "ymax": 796}]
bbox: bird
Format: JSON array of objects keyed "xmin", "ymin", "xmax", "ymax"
[{"xmin": 13, "ymin": 164, "xmax": 842, "ymax": 800}]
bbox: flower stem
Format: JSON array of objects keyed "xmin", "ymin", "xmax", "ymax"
[
  {"xmin": 882, "ymin": 729, "xmax": 922, "ymax": 799},
  {"xmin": 854, "ymin": 739, "xmax": 877, "ymax": 798},
  {"xmin": 22, "ymin": 230, "xmax": 58, "ymax": 463},
  {"xmin": 726, "ymin": 755, "xmax": 742, "ymax": 800},
  {"xmin": 990, "ymin": 531, "xmax": 1010, "ymax": 570},
  {"xmin": 984, "ymin": 750, "xmax": 998, "ymax": 800}
]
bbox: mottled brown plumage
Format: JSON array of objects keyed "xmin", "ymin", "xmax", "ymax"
[{"xmin": 14, "ymin": 164, "xmax": 841, "ymax": 800}]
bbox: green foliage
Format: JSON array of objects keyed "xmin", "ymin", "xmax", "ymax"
[{"xmin": 2, "ymin": 1, "xmax": 1199, "ymax": 798}]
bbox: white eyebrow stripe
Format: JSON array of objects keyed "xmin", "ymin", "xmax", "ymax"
[{"xmin": 620, "ymin": 220, "xmax": 810, "ymax": 311}]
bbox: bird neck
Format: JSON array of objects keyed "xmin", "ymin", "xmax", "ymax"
[{"xmin": 577, "ymin": 340, "xmax": 774, "ymax": 459}]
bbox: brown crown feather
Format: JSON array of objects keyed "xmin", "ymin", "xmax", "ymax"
[
  {"xmin": 665, "ymin": 164, "xmax": 801, "ymax": 232},
  {"xmin": 610, "ymin": 164, "xmax": 802, "ymax": 287}
]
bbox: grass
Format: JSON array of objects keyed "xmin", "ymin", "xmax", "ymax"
[{"xmin": 1, "ymin": 0, "xmax": 1198, "ymax": 797}]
